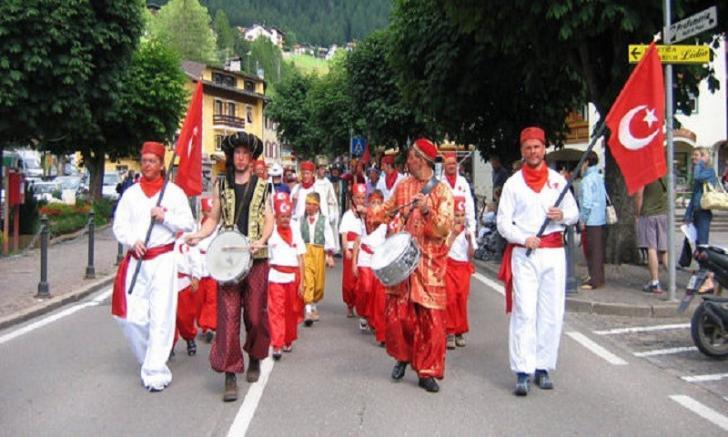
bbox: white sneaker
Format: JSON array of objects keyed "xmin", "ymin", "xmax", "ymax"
[{"xmin": 358, "ymin": 318, "xmax": 368, "ymax": 331}]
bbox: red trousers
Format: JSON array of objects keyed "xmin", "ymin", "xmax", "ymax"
[
  {"xmin": 209, "ymin": 260, "xmax": 270, "ymax": 374},
  {"xmin": 385, "ymin": 291, "xmax": 446, "ymax": 379},
  {"xmin": 445, "ymin": 258, "xmax": 473, "ymax": 335},
  {"xmin": 356, "ymin": 266, "xmax": 373, "ymax": 319},
  {"xmin": 175, "ymin": 286, "xmax": 198, "ymax": 342},
  {"xmin": 268, "ymin": 269, "xmax": 302, "ymax": 349},
  {"xmin": 195, "ymin": 277, "xmax": 217, "ymax": 331},
  {"xmin": 367, "ymin": 273, "xmax": 386, "ymax": 343},
  {"xmin": 342, "ymin": 253, "xmax": 358, "ymax": 310}
]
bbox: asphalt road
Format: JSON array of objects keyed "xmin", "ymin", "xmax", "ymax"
[{"xmin": 1, "ymin": 264, "xmax": 727, "ymax": 436}]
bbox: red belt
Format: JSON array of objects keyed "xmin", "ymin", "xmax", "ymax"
[
  {"xmin": 271, "ymin": 265, "xmax": 299, "ymax": 274},
  {"xmin": 112, "ymin": 242, "xmax": 175, "ymax": 318},
  {"xmin": 498, "ymin": 233, "xmax": 563, "ymax": 313},
  {"xmin": 361, "ymin": 244, "xmax": 374, "ymax": 255}
]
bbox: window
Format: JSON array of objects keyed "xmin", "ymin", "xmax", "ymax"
[
  {"xmin": 212, "ymin": 72, "xmax": 236, "ymax": 88},
  {"xmin": 244, "ymin": 80, "xmax": 255, "ymax": 91},
  {"xmin": 214, "ymin": 99, "xmax": 223, "ymax": 115},
  {"xmin": 247, "ymin": 105, "xmax": 254, "ymax": 123},
  {"xmin": 215, "ymin": 135, "xmax": 225, "ymax": 151},
  {"xmin": 227, "ymin": 102, "xmax": 236, "ymax": 117}
]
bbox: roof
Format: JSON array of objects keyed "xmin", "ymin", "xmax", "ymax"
[{"xmin": 181, "ymin": 60, "xmax": 266, "ymax": 85}]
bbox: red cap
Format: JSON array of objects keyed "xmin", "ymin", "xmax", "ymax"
[
  {"xmin": 141, "ymin": 142, "xmax": 165, "ymax": 161},
  {"xmin": 454, "ymin": 196, "xmax": 466, "ymax": 213},
  {"xmin": 520, "ymin": 126, "xmax": 546, "ymax": 145},
  {"xmin": 381, "ymin": 155, "xmax": 395, "ymax": 166},
  {"xmin": 413, "ymin": 138, "xmax": 437, "ymax": 162},
  {"xmin": 300, "ymin": 161, "xmax": 315, "ymax": 172},
  {"xmin": 274, "ymin": 192, "xmax": 292, "ymax": 215},
  {"xmin": 443, "ymin": 152, "xmax": 457, "ymax": 164},
  {"xmin": 352, "ymin": 183, "xmax": 367, "ymax": 196},
  {"xmin": 200, "ymin": 197, "xmax": 213, "ymax": 212}
]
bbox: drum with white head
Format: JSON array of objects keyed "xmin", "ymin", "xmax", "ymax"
[
  {"xmin": 205, "ymin": 230, "xmax": 253, "ymax": 284},
  {"xmin": 371, "ymin": 232, "xmax": 421, "ymax": 287}
]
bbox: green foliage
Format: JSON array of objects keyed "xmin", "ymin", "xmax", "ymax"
[
  {"xmin": 265, "ymin": 71, "xmax": 319, "ymax": 158},
  {"xmin": 248, "ymin": 37, "xmax": 296, "ymax": 90},
  {"xmin": 92, "ymin": 198, "xmax": 114, "ymax": 223},
  {"xmin": 287, "ymin": 53, "xmax": 329, "ymax": 75},
  {"xmin": 308, "ymin": 56, "xmax": 354, "ymax": 156},
  {"xmin": 39, "ymin": 200, "xmax": 110, "ymax": 236},
  {"xmin": 213, "ymin": 9, "xmax": 237, "ymax": 59},
  {"xmin": 149, "ymin": 0, "xmax": 218, "ymax": 65}
]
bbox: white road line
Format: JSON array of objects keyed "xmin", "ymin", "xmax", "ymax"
[
  {"xmin": 473, "ymin": 272, "xmax": 505, "ymax": 296},
  {"xmin": 565, "ymin": 331, "xmax": 628, "ymax": 365},
  {"xmin": 670, "ymin": 395, "xmax": 728, "ymax": 431},
  {"xmin": 226, "ymin": 357, "xmax": 275, "ymax": 437},
  {"xmin": 682, "ymin": 373, "xmax": 728, "ymax": 383},
  {"xmin": 0, "ymin": 302, "xmax": 97, "ymax": 345},
  {"xmin": 92, "ymin": 288, "xmax": 113, "ymax": 304},
  {"xmin": 633, "ymin": 346, "xmax": 698, "ymax": 357},
  {"xmin": 593, "ymin": 323, "xmax": 690, "ymax": 335}
]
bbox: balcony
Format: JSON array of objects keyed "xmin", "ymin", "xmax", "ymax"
[{"xmin": 213, "ymin": 114, "xmax": 245, "ymax": 129}]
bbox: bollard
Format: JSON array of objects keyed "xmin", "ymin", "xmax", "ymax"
[
  {"xmin": 85, "ymin": 211, "xmax": 95, "ymax": 279},
  {"xmin": 565, "ymin": 225, "xmax": 577, "ymax": 295},
  {"xmin": 116, "ymin": 242, "xmax": 124, "ymax": 265},
  {"xmin": 36, "ymin": 215, "xmax": 50, "ymax": 298}
]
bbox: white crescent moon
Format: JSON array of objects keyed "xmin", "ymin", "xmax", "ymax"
[{"xmin": 618, "ymin": 105, "xmax": 659, "ymax": 151}]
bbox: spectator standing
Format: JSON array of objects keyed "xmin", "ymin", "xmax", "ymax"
[
  {"xmin": 685, "ymin": 147, "xmax": 717, "ymax": 245},
  {"xmin": 490, "ymin": 155, "xmax": 510, "ymax": 198},
  {"xmin": 633, "ymin": 177, "xmax": 668, "ymax": 294},
  {"xmin": 577, "ymin": 152, "xmax": 607, "ymax": 290}
]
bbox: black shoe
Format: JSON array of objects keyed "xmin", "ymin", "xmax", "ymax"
[
  {"xmin": 534, "ymin": 370, "xmax": 554, "ymax": 390},
  {"xmin": 246, "ymin": 357, "xmax": 261, "ymax": 383},
  {"xmin": 168, "ymin": 349, "xmax": 175, "ymax": 360},
  {"xmin": 418, "ymin": 377, "xmax": 440, "ymax": 393},
  {"xmin": 223, "ymin": 373, "xmax": 238, "ymax": 402},
  {"xmin": 186, "ymin": 339, "xmax": 197, "ymax": 356},
  {"xmin": 272, "ymin": 349, "xmax": 282, "ymax": 361},
  {"xmin": 304, "ymin": 318, "xmax": 313, "ymax": 327},
  {"xmin": 204, "ymin": 331, "xmax": 214, "ymax": 343},
  {"xmin": 146, "ymin": 385, "xmax": 164, "ymax": 393},
  {"xmin": 391, "ymin": 361, "xmax": 407, "ymax": 381}
]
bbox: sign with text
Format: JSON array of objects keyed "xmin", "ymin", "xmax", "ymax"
[
  {"xmin": 665, "ymin": 6, "xmax": 717, "ymax": 44},
  {"xmin": 628, "ymin": 44, "xmax": 710, "ymax": 64},
  {"xmin": 350, "ymin": 136, "xmax": 366, "ymax": 157}
]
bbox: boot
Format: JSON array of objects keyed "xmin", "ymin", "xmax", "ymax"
[
  {"xmin": 418, "ymin": 377, "xmax": 440, "ymax": 393},
  {"xmin": 223, "ymin": 373, "xmax": 238, "ymax": 402},
  {"xmin": 534, "ymin": 369, "xmax": 554, "ymax": 390},
  {"xmin": 455, "ymin": 334, "xmax": 466, "ymax": 347},
  {"xmin": 246, "ymin": 357, "xmax": 261, "ymax": 383},
  {"xmin": 391, "ymin": 361, "xmax": 407, "ymax": 381},
  {"xmin": 186, "ymin": 339, "xmax": 197, "ymax": 356},
  {"xmin": 514, "ymin": 372, "xmax": 529, "ymax": 396}
]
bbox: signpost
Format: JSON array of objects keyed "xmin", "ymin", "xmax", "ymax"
[
  {"xmin": 628, "ymin": 44, "xmax": 710, "ymax": 64},
  {"xmin": 664, "ymin": 6, "xmax": 717, "ymax": 44},
  {"xmin": 350, "ymin": 136, "xmax": 366, "ymax": 157}
]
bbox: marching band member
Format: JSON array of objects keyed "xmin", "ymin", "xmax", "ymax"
[
  {"xmin": 445, "ymin": 196, "xmax": 476, "ymax": 350},
  {"xmin": 441, "ymin": 152, "xmax": 476, "ymax": 234},
  {"xmin": 291, "ymin": 161, "xmax": 317, "ymax": 222},
  {"xmin": 376, "ymin": 155, "xmax": 404, "ymax": 201},
  {"xmin": 315, "ymin": 161, "xmax": 341, "ymax": 253},
  {"xmin": 339, "ymin": 183, "xmax": 367, "ymax": 317},
  {"xmin": 357, "ymin": 189, "xmax": 388, "ymax": 344},
  {"xmin": 497, "ymin": 126, "xmax": 579, "ymax": 396},
  {"xmin": 112, "ymin": 141, "xmax": 195, "ymax": 392},
  {"xmin": 194, "ymin": 197, "xmax": 219, "ymax": 343},
  {"xmin": 173, "ymin": 230, "xmax": 203, "ymax": 357},
  {"xmin": 267, "ymin": 192, "xmax": 306, "ymax": 360},
  {"xmin": 300, "ymin": 192, "xmax": 336, "ymax": 326}
]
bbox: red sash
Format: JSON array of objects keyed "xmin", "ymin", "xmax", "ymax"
[
  {"xmin": 112, "ymin": 242, "xmax": 175, "ymax": 318},
  {"xmin": 498, "ymin": 232, "xmax": 563, "ymax": 313},
  {"xmin": 271, "ymin": 265, "xmax": 299, "ymax": 274},
  {"xmin": 447, "ymin": 257, "xmax": 475, "ymax": 274},
  {"xmin": 361, "ymin": 244, "xmax": 374, "ymax": 255}
]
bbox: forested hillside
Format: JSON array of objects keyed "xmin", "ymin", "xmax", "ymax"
[{"xmin": 153, "ymin": 0, "xmax": 391, "ymax": 46}]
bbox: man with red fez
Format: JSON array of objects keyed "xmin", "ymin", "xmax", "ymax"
[
  {"xmin": 291, "ymin": 161, "xmax": 317, "ymax": 221},
  {"xmin": 441, "ymin": 152, "xmax": 477, "ymax": 235},
  {"xmin": 194, "ymin": 197, "xmax": 219, "ymax": 343},
  {"xmin": 497, "ymin": 126, "xmax": 579, "ymax": 396},
  {"xmin": 445, "ymin": 196, "xmax": 476, "ymax": 349},
  {"xmin": 370, "ymin": 138, "xmax": 454, "ymax": 393},
  {"xmin": 339, "ymin": 183, "xmax": 367, "ymax": 317},
  {"xmin": 186, "ymin": 131, "xmax": 273, "ymax": 402},
  {"xmin": 112, "ymin": 141, "xmax": 195, "ymax": 392},
  {"xmin": 267, "ymin": 192, "xmax": 306, "ymax": 360},
  {"xmin": 376, "ymin": 154, "xmax": 405, "ymax": 201},
  {"xmin": 314, "ymin": 160, "xmax": 341, "ymax": 252}
]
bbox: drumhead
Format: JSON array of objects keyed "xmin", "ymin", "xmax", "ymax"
[
  {"xmin": 371, "ymin": 232, "xmax": 411, "ymax": 270},
  {"xmin": 206, "ymin": 230, "xmax": 252, "ymax": 283}
]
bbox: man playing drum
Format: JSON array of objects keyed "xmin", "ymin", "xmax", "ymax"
[
  {"xmin": 497, "ymin": 126, "xmax": 579, "ymax": 396},
  {"xmin": 371, "ymin": 138, "xmax": 454, "ymax": 393},
  {"xmin": 112, "ymin": 141, "xmax": 196, "ymax": 393},
  {"xmin": 186, "ymin": 132, "xmax": 274, "ymax": 402},
  {"xmin": 339, "ymin": 183, "xmax": 367, "ymax": 318}
]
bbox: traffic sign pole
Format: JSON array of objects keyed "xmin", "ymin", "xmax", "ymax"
[{"xmin": 664, "ymin": 0, "xmax": 677, "ymax": 302}]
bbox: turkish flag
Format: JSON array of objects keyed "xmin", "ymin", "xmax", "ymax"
[
  {"xmin": 605, "ymin": 42, "xmax": 665, "ymax": 195},
  {"xmin": 361, "ymin": 141, "xmax": 371, "ymax": 164},
  {"xmin": 175, "ymin": 81, "xmax": 203, "ymax": 197}
]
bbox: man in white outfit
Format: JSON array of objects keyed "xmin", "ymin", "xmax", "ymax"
[
  {"xmin": 496, "ymin": 127, "xmax": 579, "ymax": 396},
  {"xmin": 314, "ymin": 161, "xmax": 340, "ymax": 252},
  {"xmin": 441, "ymin": 151, "xmax": 477, "ymax": 234},
  {"xmin": 376, "ymin": 155, "xmax": 404, "ymax": 201},
  {"xmin": 112, "ymin": 141, "xmax": 195, "ymax": 392}
]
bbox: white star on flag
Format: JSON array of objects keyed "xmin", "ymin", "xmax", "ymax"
[{"xmin": 643, "ymin": 108, "xmax": 658, "ymax": 128}]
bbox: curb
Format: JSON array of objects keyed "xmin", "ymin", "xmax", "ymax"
[
  {"xmin": 0, "ymin": 274, "xmax": 114, "ymax": 332},
  {"xmin": 474, "ymin": 259, "xmax": 684, "ymax": 319}
]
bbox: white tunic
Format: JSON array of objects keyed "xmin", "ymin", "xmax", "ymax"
[
  {"xmin": 292, "ymin": 179, "xmax": 339, "ymax": 223},
  {"xmin": 339, "ymin": 210, "xmax": 364, "ymax": 250},
  {"xmin": 268, "ymin": 225, "xmax": 306, "ymax": 284},
  {"xmin": 448, "ymin": 229, "xmax": 477, "ymax": 262},
  {"xmin": 375, "ymin": 172, "xmax": 405, "ymax": 201},
  {"xmin": 175, "ymin": 232, "xmax": 203, "ymax": 292},
  {"xmin": 443, "ymin": 173, "xmax": 477, "ymax": 234},
  {"xmin": 357, "ymin": 223, "xmax": 388, "ymax": 268}
]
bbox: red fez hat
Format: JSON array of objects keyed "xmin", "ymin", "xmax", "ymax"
[
  {"xmin": 381, "ymin": 155, "xmax": 395, "ymax": 166},
  {"xmin": 520, "ymin": 126, "xmax": 546, "ymax": 145},
  {"xmin": 300, "ymin": 161, "xmax": 315, "ymax": 172},
  {"xmin": 273, "ymin": 192, "xmax": 292, "ymax": 215},
  {"xmin": 141, "ymin": 142, "xmax": 165, "ymax": 161},
  {"xmin": 413, "ymin": 138, "xmax": 437, "ymax": 162},
  {"xmin": 454, "ymin": 196, "xmax": 466, "ymax": 213},
  {"xmin": 200, "ymin": 197, "xmax": 214, "ymax": 212},
  {"xmin": 352, "ymin": 183, "xmax": 367, "ymax": 196},
  {"xmin": 443, "ymin": 152, "xmax": 457, "ymax": 164}
]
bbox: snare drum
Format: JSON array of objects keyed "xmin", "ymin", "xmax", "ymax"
[
  {"xmin": 371, "ymin": 232, "xmax": 421, "ymax": 287},
  {"xmin": 206, "ymin": 230, "xmax": 253, "ymax": 284}
]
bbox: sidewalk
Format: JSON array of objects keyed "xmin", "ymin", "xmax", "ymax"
[{"xmin": 0, "ymin": 224, "xmax": 119, "ymax": 330}]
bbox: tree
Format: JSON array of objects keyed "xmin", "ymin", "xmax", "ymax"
[
  {"xmin": 149, "ymin": 0, "xmax": 218, "ymax": 65},
  {"xmin": 308, "ymin": 54, "xmax": 354, "ymax": 157},
  {"xmin": 248, "ymin": 37, "xmax": 295, "ymax": 88},
  {"xmin": 213, "ymin": 9, "xmax": 236, "ymax": 61},
  {"xmin": 265, "ymin": 71, "xmax": 319, "ymax": 158}
]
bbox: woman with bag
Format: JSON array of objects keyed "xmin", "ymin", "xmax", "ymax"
[
  {"xmin": 685, "ymin": 147, "xmax": 717, "ymax": 245},
  {"xmin": 578, "ymin": 151, "xmax": 607, "ymax": 290}
]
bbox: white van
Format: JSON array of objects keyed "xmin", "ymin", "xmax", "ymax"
[{"xmin": 3, "ymin": 149, "xmax": 43, "ymax": 181}]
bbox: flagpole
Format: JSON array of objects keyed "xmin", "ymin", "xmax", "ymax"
[
  {"xmin": 664, "ymin": 0, "xmax": 677, "ymax": 302},
  {"xmin": 526, "ymin": 120, "xmax": 607, "ymax": 257}
]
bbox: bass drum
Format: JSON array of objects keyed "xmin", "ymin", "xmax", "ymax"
[
  {"xmin": 371, "ymin": 232, "xmax": 421, "ymax": 287},
  {"xmin": 206, "ymin": 230, "xmax": 253, "ymax": 284}
]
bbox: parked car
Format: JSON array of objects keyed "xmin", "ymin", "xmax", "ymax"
[
  {"xmin": 55, "ymin": 175, "xmax": 88, "ymax": 201},
  {"xmin": 102, "ymin": 172, "xmax": 121, "ymax": 200},
  {"xmin": 31, "ymin": 180, "xmax": 62, "ymax": 202}
]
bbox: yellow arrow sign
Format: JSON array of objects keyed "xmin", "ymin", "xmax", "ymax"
[{"xmin": 628, "ymin": 44, "xmax": 711, "ymax": 64}]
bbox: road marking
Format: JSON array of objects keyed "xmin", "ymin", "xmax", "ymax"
[
  {"xmin": 227, "ymin": 357, "xmax": 275, "ymax": 437},
  {"xmin": 633, "ymin": 346, "xmax": 698, "ymax": 357},
  {"xmin": 594, "ymin": 323, "xmax": 690, "ymax": 335},
  {"xmin": 682, "ymin": 373, "xmax": 728, "ymax": 383},
  {"xmin": 566, "ymin": 331, "xmax": 628, "ymax": 365},
  {"xmin": 0, "ymin": 302, "xmax": 97, "ymax": 345},
  {"xmin": 670, "ymin": 395, "xmax": 728, "ymax": 431},
  {"xmin": 92, "ymin": 288, "xmax": 113, "ymax": 304},
  {"xmin": 473, "ymin": 272, "xmax": 505, "ymax": 296}
]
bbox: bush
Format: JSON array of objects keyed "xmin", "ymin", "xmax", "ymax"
[
  {"xmin": 35, "ymin": 199, "xmax": 111, "ymax": 237},
  {"xmin": 93, "ymin": 198, "xmax": 114, "ymax": 223}
]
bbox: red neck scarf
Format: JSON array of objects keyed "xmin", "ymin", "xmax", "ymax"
[
  {"xmin": 301, "ymin": 179, "xmax": 314, "ymax": 189},
  {"xmin": 277, "ymin": 225, "xmax": 293, "ymax": 245},
  {"xmin": 385, "ymin": 171, "xmax": 397, "ymax": 190},
  {"xmin": 521, "ymin": 163, "xmax": 548, "ymax": 193},
  {"xmin": 445, "ymin": 173, "xmax": 457, "ymax": 189},
  {"xmin": 140, "ymin": 175, "xmax": 164, "ymax": 198}
]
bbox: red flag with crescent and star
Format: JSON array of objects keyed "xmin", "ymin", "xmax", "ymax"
[
  {"xmin": 174, "ymin": 81, "xmax": 203, "ymax": 197},
  {"xmin": 605, "ymin": 42, "xmax": 666, "ymax": 195}
]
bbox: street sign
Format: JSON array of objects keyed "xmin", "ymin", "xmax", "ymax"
[
  {"xmin": 350, "ymin": 136, "xmax": 366, "ymax": 157},
  {"xmin": 664, "ymin": 6, "xmax": 717, "ymax": 44},
  {"xmin": 628, "ymin": 44, "xmax": 710, "ymax": 64}
]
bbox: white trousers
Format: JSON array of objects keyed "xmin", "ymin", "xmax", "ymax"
[
  {"xmin": 115, "ymin": 252, "xmax": 178, "ymax": 389},
  {"xmin": 509, "ymin": 246, "xmax": 565, "ymax": 374}
]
